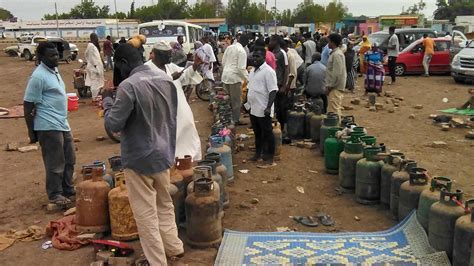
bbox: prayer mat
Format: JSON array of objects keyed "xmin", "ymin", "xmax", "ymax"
[
  {"xmin": 440, "ymin": 108, "xmax": 474, "ymax": 116},
  {"xmin": 215, "ymin": 211, "xmax": 450, "ymax": 265}
]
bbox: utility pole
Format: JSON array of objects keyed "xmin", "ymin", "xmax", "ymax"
[
  {"xmin": 264, "ymin": 0, "xmax": 267, "ymax": 35},
  {"xmin": 114, "ymin": 0, "xmax": 119, "ymax": 38},
  {"xmin": 274, "ymin": 0, "xmax": 277, "ymax": 35},
  {"xmin": 55, "ymin": 2, "xmax": 60, "ymax": 37}
]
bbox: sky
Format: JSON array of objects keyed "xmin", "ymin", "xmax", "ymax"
[{"xmin": 0, "ymin": 0, "xmax": 438, "ymax": 21}]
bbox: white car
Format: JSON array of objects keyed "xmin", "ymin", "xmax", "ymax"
[
  {"xmin": 451, "ymin": 40, "xmax": 474, "ymax": 84},
  {"xmin": 16, "ymin": 33, "xmax": 35, "ymax": 43}
]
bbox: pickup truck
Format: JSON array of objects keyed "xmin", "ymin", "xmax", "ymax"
[
  {"xmin": 451, "ymin": 40, "xmax": 474, "ymax": 83},
  {"xmin": 18, "ymin": 36, "xmax": 79, "ymax": 62}
]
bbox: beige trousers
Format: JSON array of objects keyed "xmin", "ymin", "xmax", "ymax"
[
  {"xmin": 328, "ymin": 89, "xmax": 343, "ymax": 118},
  {"xmin": 224, "ymin": 82, "xmax": 243, "ymax": 123},
  {"xmin": 125, "ymin": 168, "xmax": 183, "ymax": 266}
]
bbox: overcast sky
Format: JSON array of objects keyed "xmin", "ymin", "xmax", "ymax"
[{"xmin": 1, "ymin": 0, "xmax": 438, "ymax": 21}]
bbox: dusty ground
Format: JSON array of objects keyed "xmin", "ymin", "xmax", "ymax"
[{"xmin": 0, "ymin": 43, "xmax": 472, "ymax": 265}]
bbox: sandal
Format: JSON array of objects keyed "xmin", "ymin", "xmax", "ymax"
[
  {"xmin": 292, "ymin": 216, "xmax": 318, "ymax": 227},
  {"xmin": 316, "ymin": 212, "xmax": 334, "ymax": 226},
  {"xmin": 168, "ymin": 253, "xmax": 184, "ymax": 262},
  {"xmin": 49, "ymin": 195, "xmax": 72, "ymax": 207},
  {"xmin": 256, "ymin": 162, "xmax": 277, "ymax": 169}
]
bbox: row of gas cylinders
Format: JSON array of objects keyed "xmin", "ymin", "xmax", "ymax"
[{"xmin": 316, "ymin": 115, "xmax": 472, "ymax": 265}]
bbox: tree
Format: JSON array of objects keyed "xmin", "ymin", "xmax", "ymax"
[
  {"xmin": 324, "ymin": 0, "xmax": 348, "ymax": 25},
  {"xmin": 401, "ymin": 0, "xmax": 426, "ymax": 14},
  {"xmin": 43, "ymin": 0, "xmax": 111, "ymax": 19},
  {"xmin": 188, "ymin": 3, "xmax": 217, "ymax": 19},
  {"xmin": 434, "ymin": 0, "xmax": 474, "ymax": 21},
  {"xmin": 132, "ymin": 0, "xmax": 188, "ymax": 22},
  {"xmin": 0, "ymin": 8, "xmax": 14, "ymax": 20},
  {"xmin": 292, "ymin": 0, "xmax": 325, "ymax": 23},
  {"xmin": 226, "ymin": 0, "xmax": 263, "ymax": 25}
]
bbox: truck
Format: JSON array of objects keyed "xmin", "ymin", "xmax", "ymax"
[
  {"xmin": 451, "ymin": 40, "xmax": 474, "ymax": 84},
  {"xmin": 18, "ymin": 36, "xmax": 79, "ymax": 62}
]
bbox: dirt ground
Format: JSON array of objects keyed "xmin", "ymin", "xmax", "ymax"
[{"xmin": 0, "ymin": 43, "xmax": 472, "ymax": 265}]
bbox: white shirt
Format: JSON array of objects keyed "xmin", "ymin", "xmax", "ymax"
[
  {"xmin": 221, "ymin": 42, "xmax": 249, "ymax": 84},
  {"xmin": 247, "ymin": 63, "xmax": 278, "ymax": 118},
  {"xmin": 281, "ymin": 48, "xmax": 288, "ymax": 66},
  {"xmin": 303, "ymin": 40, "xmax": 317, "ymax": 64},
  {"xmin": 200, "ymin": 43, "xmax": 216, "ymax": 80},
  {"xmin": 388, "ymin": 34, "xmax": 400, "ymax": 57},
  {"xmin": 145, "ymin": 60, "xmax": 203, "ymax": 161}
]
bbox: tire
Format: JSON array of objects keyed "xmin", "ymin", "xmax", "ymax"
[
  {"xmin": 394, "ymin": 64, "xmax": 406, "ymax": 76},
  {"xmin": 105, "ymin": 127, "xmax": 121, "ymax": 143},
  {"xmin": 453, "ymin": 77, "xmax": 464, "ymax": 84},
  {"xmin": 71, "ymin": 53, "xmax": 77, "ymax": 61},
  {"xmin": 196, "ymin": 82, "xmax": 211, "ymax": 101},
  {"xmin": 66, "ymin": 57, "xmax": 72, "ymax": 64},
  {"xmin": 24, "ymin": 50, "xmax": 32, "ymax": 61}
]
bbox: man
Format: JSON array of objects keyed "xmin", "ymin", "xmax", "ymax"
[
  {"xmin": 387, "ymin": 26, "xmax": 399, "ymax": 85},
  {"xmin": 422, "ymin": 33, "xmax": 435, "ymax": 77},
  {"xmin": 269, "ymin": 35, "xmax": 289, "ymax": 134},
  {"xmin": 23, "ymin": 41, "xmax": 75, "ymax": 207},
  {"xmin": 104, "ymin": 44, "xmax": 183, "ymax": 265},
  {"xmin": 304, "ymin": 53, "xmax": 327, "ymax": 113},
  {"xmin": 246, "ymin": 45, "xmax": 278, "ymax": 168},
  {"xmin": 221, "ymin": 33, "xmax": 249, "ymax": 125},
  {"xmin": 171, "ymin": 35, "xmax": 187, "ymax": 67},
  {"xmin": 145, "ymin": 41, "xmax": 203, "ymax": 161},
  {"xmin": 321, "ymin": 43, "xmax": 332, "ymax": 66},
  {"xmin": 325, "ymin": 33, "xmax": 347, "ymax": 118},
  {"xmin": 103, "ymin": 35, "xmax": 114, "ymax": 71},
  {"xmin": 302, "ymin": 32, "xmax": 317, "ymax": 67},
  {"xmin": 199, "ymin": 35, "xmax": 217, "ymax": 106},
  {"xmin": 284, "ymin": 39, "xmax": 303, "ymax": 103}
]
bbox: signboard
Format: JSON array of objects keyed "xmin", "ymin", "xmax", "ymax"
[{"xmin": 4, "ymin": 19, "xmax": 107, "ymax": 30}]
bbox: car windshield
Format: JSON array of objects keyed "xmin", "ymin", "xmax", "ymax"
[
  {"xmin": 467, "ymin": 40, "xmax": 474, "ymax": 48},
  {"xmin": 402, "ymin": 40, "xmax": 421, "ymax": 52},
  {"xmin": 139, "ymin": 25, "xmax": 185, "ymax": 38},
  {"xmin": 368, "ymin": 33, "xmax": 389, "ymax": 45}
]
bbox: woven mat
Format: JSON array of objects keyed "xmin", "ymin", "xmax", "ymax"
[
  {"xmin": 215, "ymin": 211, "xmax": 450, "ymax": 265},
  {"xmin": 440, "ymin": 108, "xmax": 474, "ymax": 116}
]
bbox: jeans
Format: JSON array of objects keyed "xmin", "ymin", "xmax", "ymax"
[
  {"xmin": 37, "ymin": 130, "xmax": 76, "ymax": 200},
  {"xmin": 250, "ymin": 114, "xmax": 275, "ymax": 161},
  {"xmin": 423, "ymin": 54, "xmax": 433, "ymax": 75},
  {"xmin": 388, "ymin": 56, "xmax": 397, "ymax": 82},
  {"xmin": 105, "ymin": 54, "xmax": 113, "ymax": 70},
  {"xmin": 224, "ymin": 82, "xmax": 242, "ymax": 123}
]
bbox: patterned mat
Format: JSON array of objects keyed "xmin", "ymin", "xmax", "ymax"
[{"xmin": 215, "ymin": 211, "xmax": 450, "ymax": 265}]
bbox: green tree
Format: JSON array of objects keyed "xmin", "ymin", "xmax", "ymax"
[
  {"xmin": 277, "ymin": 9, "xmax": 293, "ymax": 26},
  {"xmin": 132, "ymin": 0, "xmax": 188, "ymax": 22},
  {"xmin": 434, "ymin": 0, "xmax": 474, "ymax": 21},
  {"xmin": 226, "ymin": 0, "xmax": 263, "ymax": 25},
  {"xmin": 292, "ymin": 0, "xmax": 325, "ymax": 23},
  {"xmin": 401, "ymin": 0, "xmax": 426, "ymax": 14},
  {"xmin": 0, "ymin": 7, "xmax": 14, "ymax": 20},
  {"xmin": 324, "ymin": 0, "xmax": 348, "ymax": 25},
  {"xmin": 188, "ymin": 3, "xmax": 217, "ymax": 19}
]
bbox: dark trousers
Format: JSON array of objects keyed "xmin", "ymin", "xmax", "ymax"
[
  {"xmin": 250, "ymin": 115, "xmax": 275, "ymax": 161},
  {"xmin": 388, "ymin": 56, "xmax": 397, "ymax": 83},
  {"xmin": 275, "ymin": 91, "xmax": 289, "ymax": 131},
  {"xmin": 320, "ymin": 94, "xmax": 328, "ymax": 114},
  {"xmin": 38, "ymin": 130, "xmax": 76, "ymax": 200}
]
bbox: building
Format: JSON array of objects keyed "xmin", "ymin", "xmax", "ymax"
[
  {"xmin": 378, "ymin": 15, "xmax": 424, "ymax": 30},
  {"xmin": 1, "ymin": 19, "xmax": 139, "ymax": 39},
  {"xmin": 455, "ymin": 16, "xmax": 474, "ymax": 33}
]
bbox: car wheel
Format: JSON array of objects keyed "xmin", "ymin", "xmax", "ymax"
[
  {"xmin": 394, "ymin": 64, "xmax": 405, "ymax": 76},
  {"xmin": 71, "ymin": 53, "xmax": 77, "ymax": 61},
  {"xmin": 24, "ymin": 50, "xmax": 32, "ymax": 61}
]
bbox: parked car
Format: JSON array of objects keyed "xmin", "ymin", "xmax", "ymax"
[
  {"xmin": 449, "ymin": 30, "xmax": 469, "ymax": 61},
  {"xmin": 18, "ymin": 36, "xmax": 78, "ymax": 63},
  {"xmin": 451, "ymin": 40, "xmax": 474, "ymax": 83},
  {"xmin": 384, "ymin": 37, "xmax": 451, "ymax": 76},
  {"xmin": 354, "ymin": 28, "xmax": 437, "ymax": 70},
  {"xmin": 4, "ymin": 45, "xmax": 19, "ymax": 57},
  {"xmin": 16, "ymin": 32, "xmax": 35, "ymax": 43}
]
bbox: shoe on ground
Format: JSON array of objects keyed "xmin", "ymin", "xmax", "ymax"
[
  {"xmin": 257, "ymin": 161, "xmax": 277, "ymax": 169},
  {"xmin": 248, "ymin": 155, "xmax": 262, "ymax": 162},
  {"xmin": 423, "ymin": 74, "xmax": 429, "ymax": 77}
]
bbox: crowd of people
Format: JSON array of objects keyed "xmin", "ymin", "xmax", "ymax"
[{"xmin": 22, "ymin": 27, "xmax": 440, "ymax": 265}]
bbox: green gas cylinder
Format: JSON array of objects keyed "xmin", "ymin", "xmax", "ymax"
[
  {"xmin": 338, "ymin": 139, "xmax": 364, "ymax": 190},
  {"xmin": 453, "ymin": 199, "xmax": 474, "ymax": 266},
  {"xmin": 380, "ymin": 152, "xmax": 405, "ymax": 207},
  {"xmin": 355, "ymin": 146, "xmax": 383, "ymax": 205},
  {"xmin": 398, "ymin": 167, "xmax": 430, "ymax": 221},
  {"xmin": 417, "ymin": 176, "xmax": 452, "ymax": 232},
  {"xmin": 324, "ymin": 127, "xmax": 344, "ymax": 175},
  {"xmin": 310, "ymin": 105, "xmax": 324, "ymax": 143},
  {"xmin": 319, "ymin": 113, "xmax": 339, "ymax": 155},
  {"xmin": 390, "ymin": 160, "xmax": 417, "ymax": 219}
]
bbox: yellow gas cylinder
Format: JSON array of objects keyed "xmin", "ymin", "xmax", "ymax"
[{"xmin": 108, "ymin": 172, "xmax": 138, "ymax": 241}]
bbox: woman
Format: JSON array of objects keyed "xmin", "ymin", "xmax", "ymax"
[
  {"xmin": 85, "ymin": 33, "xmax": 104, "ymax": 99},
  {"xmin": 364, "ymin": 43, "xmax": 385, "ymax": 96},
  {"xmin": 345, "ymin": 42, "xmax": 356, "ymax": 92},
  {"xmin": 358, "ymin": 35, "xmax": 371, "ymax": 77}
]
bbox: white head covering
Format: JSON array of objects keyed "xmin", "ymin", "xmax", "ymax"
[{"xmin": 153, "ymin": 40, "xmax": 172, "ymax": 51}]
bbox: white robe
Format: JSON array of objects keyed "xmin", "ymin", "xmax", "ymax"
[
  {"xmin": 145, "ymin": 60, "xmax": 203, "ymax": 161},
  {"xmin": 84, "ymin": 43, "xmax": 105, "ymax": 98}
]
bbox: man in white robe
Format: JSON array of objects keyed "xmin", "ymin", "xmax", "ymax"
[
  {"xmin": 145, "ymin": 41, "xmax": 203, "ymax": 161},
  {"xmin": 84, "ymin": 34, "xmax": 105, "ymax": 98}
]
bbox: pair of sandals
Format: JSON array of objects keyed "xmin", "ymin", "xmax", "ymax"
[
  {"xmin": 292, "ymin": 212, "xmax": 334, "ymax": 227},
  {"xmin": 49, "ymin": 194, "xmax": 76, "ymax": 207}
]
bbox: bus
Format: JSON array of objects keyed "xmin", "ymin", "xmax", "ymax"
[{"xmin": 138, "ymin": 20, "xmax": 203, "ymax": 60}]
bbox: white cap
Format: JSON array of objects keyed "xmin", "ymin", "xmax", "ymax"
[{"xmin": 153, "ymin": 40, "xmax": 172, "ymax": 51}]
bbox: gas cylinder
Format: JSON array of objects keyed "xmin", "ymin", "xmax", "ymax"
[
  {"xmin": 340, "ymin": 115, "xmax": 355, "ymax": 128},
  {"xmin": 304, "ymin": 108, "xmax": 314, "ymax": 140},
  {"xmin": 287, "ymin": 104, "xmax": 305, "ymax": 140},
  {"xmin": 429, "ymin": 189, "xmax": 465, "ymax": 259},
  {"xmin": 453, "ymin": 199, "xmax": 474, "ymax": 266},
  {"xmin": 360, "ymin": 135, "xmax": 376, "ymax": 146},
  {"xmin": 197, "ymin": 160, "xmax": 225, "ymax": 208},
  {"xmin": 272, "ymin": 122, "xmax": 282, "ymax": 161},
  {"xmin": 417, "ymin": 176, "xmax": 452, "ymax": 232},
  {"xmin": 76, "ymin": 167, "xmax": 111, "ymax": 233},
  {"xmin": 320, "ymin": 114, "xmax": 339, "ymax": 155},
  {"xmin": 398, "ymin": 167, "xmax": 430, "ymax": 221},
  {"xmin": 390, "ymin": 160, "xmax": 417, "ymax": 219},
  {"xmin": 338, "ymin": 139, "xmax": 364, "ymax": 190},
  {"xmin": 108, "ymin": 156, "xmax": 122, "ymax": 173},
  {"xmin": 175, "ymin": 155, "xmax": 193, "ymax": 185},
  {"xmin": 355, "ymin": 147, "xmax": 383, "ymax": 204},
  {"xmin": 205, "ymin": 153, "xmax": 229, "ymax": 206},
  {"xmin": 324, "ymin": 127, "xmax": 344, "ymax": 174},
  {"xmin": 108, "ymin": 178, "xmax": 138, "ymax": 241},
  {"xmin": 311, "ymin": 97, "xmax": 324, "ymax": 115},
  {"xmin": 380, "ymin": 152, "xmax": 405, "ymax": 207},
  {"xmin": 310, "ymin": 105, "xmax": 324, "ymax": 143},
  {"xmin": 170, "ymin": 166, "xmax": 186, "ymax": 225},
  {"xmin": 350, "ymin": 127, "xmax": 366, "ymax": 142},
  {"xmin": 207, "ymin": 135, "xmax": 233, "ymax": 181},
  {"xmin": 185, "ymin": 166, "xmax": 223, "ymax": 248}
]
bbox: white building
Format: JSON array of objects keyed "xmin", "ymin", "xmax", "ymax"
[{"xmin": 455, "ymin": 16, "xmax": 474, "ymax": 33}]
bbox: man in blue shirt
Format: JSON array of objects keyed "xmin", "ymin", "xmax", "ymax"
[
  {"xmin": 23, "ymin": 41, "xmax": 75, "ymax": 207},
  {"xmin": 321, "ymin": 44, "xmax": 332, "ymax": 66}
]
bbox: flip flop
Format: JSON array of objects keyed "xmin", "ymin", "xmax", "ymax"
[
  {"xmin": 316, "ymin": 212, "xmax": 334, "ymax": 226},
  {"xmin": 49, "ymin": 195, "xmax": 72, "ymax": 207},
  {"xmin": 292, "ymin": 216, "xmax": 319, "ymax": 227},
  {"xmin": 256, "ymin": 162, "xmax": 277, "ymax": 169}
]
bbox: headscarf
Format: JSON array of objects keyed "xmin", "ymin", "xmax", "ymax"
[
  {"xmin": 361, "ymin": 35, "xmax": 371, "ymax": 49},
  {"xmin": 194, "ymin": 41, "xmax": 203, "ymax": 50}
]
